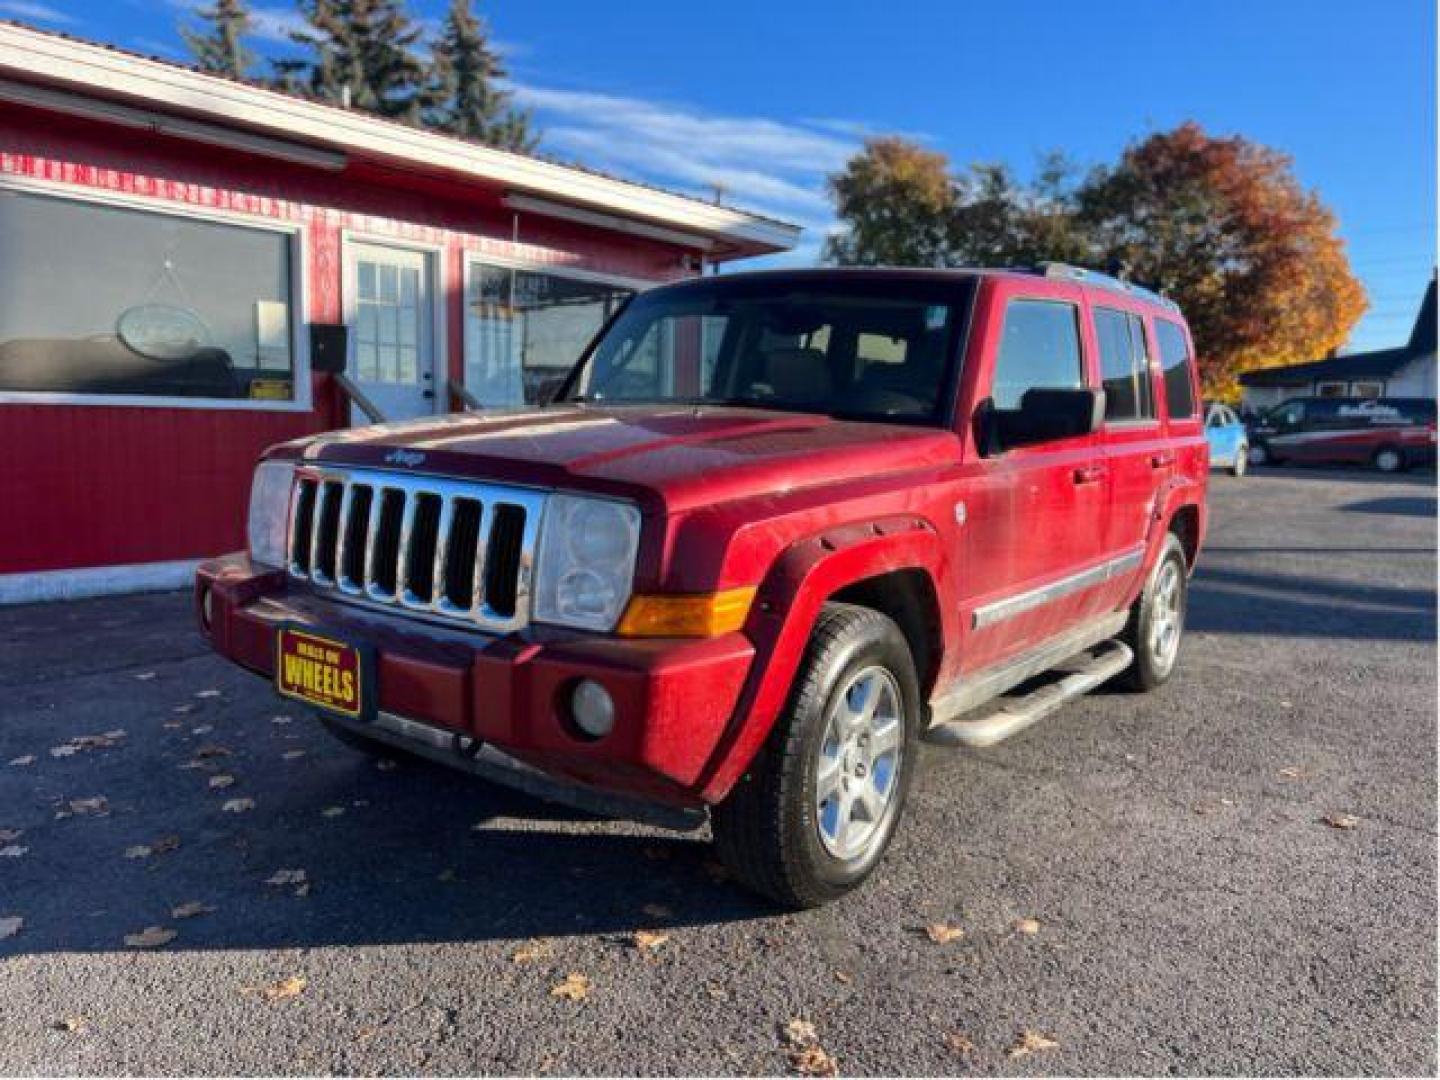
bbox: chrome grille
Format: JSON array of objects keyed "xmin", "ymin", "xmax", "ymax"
[{"xmin": 288, "ymin": 467, "xmax": 546, "ymax": 632}]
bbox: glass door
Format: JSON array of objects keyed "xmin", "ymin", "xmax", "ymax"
[{"xmin": 347, "ymin": 242, "xmax": 437, "ymax": 423}]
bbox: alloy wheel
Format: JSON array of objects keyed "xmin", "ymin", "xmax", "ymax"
[{"xmin": 814, "ymin": 665, "xmax": 904, "ymax": 861}]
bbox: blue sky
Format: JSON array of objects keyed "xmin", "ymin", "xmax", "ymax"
[{"xmin": 6, "ymin": 0, "xmax": 1434, "ymax": 352}]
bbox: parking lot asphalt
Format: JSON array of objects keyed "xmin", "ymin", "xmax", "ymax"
[{"xmin": 1, "ymin": 465, "xmax": 1435, "ymax": 1077}]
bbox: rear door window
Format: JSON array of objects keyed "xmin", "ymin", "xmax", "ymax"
[
  {"xmin": 1094, "ymin": 307, "xmax": 1155, "ymax": 422},
  {"xmin": 991, "ymin": 299, "xmax": 1084, "ymax": 410},
  {"xmin": 1154, "ymin": 318, "xmax": 1197, "ymax": 419}
]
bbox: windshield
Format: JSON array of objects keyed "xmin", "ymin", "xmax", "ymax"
[{"xmin": 559, "ymin": 277, "xmax": 973, "ymax": 425}]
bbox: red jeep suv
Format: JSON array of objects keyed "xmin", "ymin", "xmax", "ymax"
[{"xmin": 197, "ymin": 264, "xmax": 1208, "ymax": 907}]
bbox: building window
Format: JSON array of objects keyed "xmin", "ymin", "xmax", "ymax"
[
  {"xmin": 1316, "ymin": 381, "xmax": 1348, "ymax": 398},
  {"xmin": 1153, "ymin": 317, "xmax": 1197, "ymax": 419},
  {"xmin": 464, "ymin": 263, "xmax": 634, "ymax": 408},
  {"xmin": 1350, "ymin": 380, "xmax": 1384, "ymax": 399},
  {"xmin": 991, "ymin": 299, "xmax": 1084, "ymax": 410},
  {"xmin": 1094, "ymin": 307, "xmax": 1155, "ymax": 422},
  {"xmin": 0, "ymin": 188, "xmax": 297, "ymax": 404}
]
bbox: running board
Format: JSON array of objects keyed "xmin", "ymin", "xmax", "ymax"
[{"xmin": 924, "ymin": 640, "xmax": 1134, "ymax": 748}]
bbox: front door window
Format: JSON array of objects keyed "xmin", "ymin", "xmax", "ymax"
[{"xmin": 349, "ymin": 243, "xmax": 435, "ymax": 423}]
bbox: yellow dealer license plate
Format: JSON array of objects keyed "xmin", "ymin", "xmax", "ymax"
[{"xmin": 275, "ymin": 626, "xmax": 372, "ymax": 720}]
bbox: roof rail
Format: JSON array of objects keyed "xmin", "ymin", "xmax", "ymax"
[{"xmin": 1037, "ymin": 262, "xmax": 1180, "ymax": 312}]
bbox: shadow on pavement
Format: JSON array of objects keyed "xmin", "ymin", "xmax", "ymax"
[
  {"xmin": 1188, "ymin": 564, "xmax": 1436, "ymax": 641},
  {"xmin": 1339, "ymin": 496, "xmax": 1438, "ymax": 518}
]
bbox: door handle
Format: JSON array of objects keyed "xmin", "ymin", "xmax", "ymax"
[
  {"xmin": 1073, "ymin": 465, "xmax": 1107, "ymax": 485},
  {"xmin": 1149, "ymin": 452, "xmax": 1176, "ymax": 468}
]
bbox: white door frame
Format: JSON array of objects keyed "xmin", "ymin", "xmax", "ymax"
[{"xmin": 340, "ymin": 231, "xmax": 448, "ymax": 424}]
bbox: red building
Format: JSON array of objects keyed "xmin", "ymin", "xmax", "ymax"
[{"xmin": 0, "ymin": 22, "xmax": 797, "ymax": 603}]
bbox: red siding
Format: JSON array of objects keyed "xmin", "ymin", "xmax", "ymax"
[{"xmin": 0, "ymin": 104, "xmax": 698, "ymax": 576}]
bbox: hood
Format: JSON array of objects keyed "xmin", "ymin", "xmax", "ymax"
[{"xmin": 283, "ymin": 405, "xmax": 960, "ymax": 514}]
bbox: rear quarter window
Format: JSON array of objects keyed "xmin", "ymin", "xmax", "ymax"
[{"xmin": 1154, "ymin": 318, "xmax": 1196, "ymax": 419}]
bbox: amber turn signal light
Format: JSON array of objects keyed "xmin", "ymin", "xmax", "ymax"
[{"xmin": 616, "ymin": 587, "xmax": 757, "ymax": 638}]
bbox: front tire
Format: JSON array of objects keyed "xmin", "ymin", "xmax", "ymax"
[
  {"xmin": 1374, "ymin": 445, "xmax": 1405, "ymax": 473},
  {"xmin": 1231, "ymin": 445, "xmax": 1248, "ymax": 477},
  {"xmin": 711, "ymin": 604, "xmax": 920, "ymax": 908},
  {"xmin": 1114, "ymin": 533, "xmax": 1188, "ymax": 692}
]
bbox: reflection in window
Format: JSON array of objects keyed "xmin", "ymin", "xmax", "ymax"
[
  {"xmin": 992, "ymin": 300, "xmax": 1083, "ymax": 410},
  {"xmin": 465, "ymin": 264, "xmax": 633, "ymax": 408},
  {"xmin": 1094, "ymin": 308, "xmax": 1154, "ymax": 422},
  {"xmin": 0, "ymin": 189, "xmax": 294, "ymax": 401},
  {"xmin": 355, "ymin": 257, "xmax": 422, "ymax": 385}
]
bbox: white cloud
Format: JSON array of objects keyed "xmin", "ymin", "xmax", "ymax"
[
  {"xmin": 0, "ymin": 0, "xmax": 74, "ymax": 24},
  {"xmin": 247, "ymin": 5, "xmax": 306, "ymax": 45},
  {"xmin": 510, "ymin": 82, "xmax": 870, "ymax": 251}
]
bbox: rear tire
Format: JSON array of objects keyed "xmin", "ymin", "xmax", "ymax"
[
  {"xmin": 711, "ymin": 603, "xmax": 920, "ymax": 909},
  {"xmin": 1114, "ymin": 533, "xmax": 1188, "ymax": 692},
  {"xmin": 1374, "ymin": 445, "xmax": 1405, "ymax": 473},
  {"xmin": 1248, "ymin": 443, "xmax": 1272, "ymax": 467}
]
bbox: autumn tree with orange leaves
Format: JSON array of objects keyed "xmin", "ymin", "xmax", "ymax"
[{"xmin": 826, "ymin": 123, "xmax": 1367, "ymax": 395}]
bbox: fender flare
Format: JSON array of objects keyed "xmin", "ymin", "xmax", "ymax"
[{"xmin": 694, "ymin": 515, "xmax": 949, "ymax": 804}]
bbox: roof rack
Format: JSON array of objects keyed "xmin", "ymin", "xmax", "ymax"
[{"xmin": 1036, "ymin": 262, "xmax": 1180, "ymax": 312}]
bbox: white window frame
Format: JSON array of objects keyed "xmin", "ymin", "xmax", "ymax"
[
  {"xmin": 459, "ymin": 253, "xmax": 654, "ymax": 407},
  {"xmin": 340, "ymin": 231, "xmax": 447, "ymax": 418},
  {"xmin": 0, "ymin": 173, "xmax": 311, "ymax": 412}
]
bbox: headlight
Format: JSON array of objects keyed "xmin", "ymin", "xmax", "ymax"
[
  {"xmin": 533, "ymin": 494, "xmax": 641, "ymax": 631},
  {"xmin": 247, "ymin": 460, "xmax": 296, "ymax": 569}
]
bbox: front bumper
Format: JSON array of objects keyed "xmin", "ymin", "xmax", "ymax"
[{"xmin": 196, "ymin": 554, "xmax": 756, "ymax": 808}]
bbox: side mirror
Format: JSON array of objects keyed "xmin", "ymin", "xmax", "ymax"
[{"xmin": 978, "ymin": 387, "xmax": 1105, "ymax": 454}]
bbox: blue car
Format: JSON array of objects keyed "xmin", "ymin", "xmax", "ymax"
[{"xmin": 1204, "ymin": 402, "xmax": 1249, "ymax": 476}]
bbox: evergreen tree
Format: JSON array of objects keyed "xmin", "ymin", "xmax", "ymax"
[
  {"xmin": 181, "ymin": 0, "xmax": 256, "ymax": 79},
  {"xmin": 427, "ymin": 0, "xmax": 537, "ymax": 152},
  {"xmin": 273, "ymin": 0, "xmax": 429, "ymax": 122}
]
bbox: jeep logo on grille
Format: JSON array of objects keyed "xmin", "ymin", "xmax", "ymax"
[{"xmin": 384, "ymin": 449, "xmax": 426, "ymax": 468}]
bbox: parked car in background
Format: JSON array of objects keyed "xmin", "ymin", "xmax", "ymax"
[
  {"xmin": 197, "ymin": 264, "xmax": 1209, "ymax": 908},
  {"xmin": 1204, "ymin": 402, "xmax": 1249, "ymax": 476},
  {"xmin": 1247, "ymin": 396, "xmax": 1437, "ymax": 472}
]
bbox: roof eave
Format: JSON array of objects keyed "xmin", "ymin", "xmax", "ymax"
[{"xmin": 0, "ymin": 23, "xmax": 801, "ymax": 258}]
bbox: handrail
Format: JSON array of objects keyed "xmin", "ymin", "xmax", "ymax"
[
  {"xmin": 448, "ymin": 378, "xmax": 484, "ymax": 412},
  {"xmin": 334, "ymin": 373, "xmax": 385, "ymax": 423}
]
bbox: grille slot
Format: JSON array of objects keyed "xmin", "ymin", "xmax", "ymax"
[{"xmin": 288, "ymin": 467, "xmax": 544, "ymax": 633}]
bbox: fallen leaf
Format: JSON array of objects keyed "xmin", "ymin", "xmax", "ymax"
[
  {"xmin": 9, "ymin": 755, "xmax": 35, "ymax": 767},
  {"xmin": 123, "ymin": 926, "xmax": 176, "ymax": 949},
  {"xmin": 172, "ymin": 704, "xmax": 195, "ymax": 714},
  {"xmin": 1277, "ymin": 766, "xmax": 1304, "ymax": 780},
  {"xmin": 208, "ymin": 774, "xmax": 236, "ymax": 790},
  {"xmin": 1007, "ymin": 1030, "xmax": 1059, "ymax": 1059},
  {"xmin": 135, "ymin": 672, "xmax": 157, "ymax": 681},
  {"xmin": 782, "ymin": 1019, "xmax": 838, "ymax": 1077},
  {"xmin": 282, "ymin": 750, "xmax": 306, "ymax": 761},
  {"xmin": 0, "ymin": 829, "xmax": 21, "ymax": 843},
  {"xmin": 152, "ymin": 835, "xmax": 181, "ymax": 854},
  {"xmin": 271, "ymin": 715, "xmax": 293, "ymax": 725},
  {"xmin": 0, "ymin": 845, "xmax": 27, "ymax": 858},
  {"xmin": 1279, "ymin": 699, "xmax": 1293, "ymax": 709},
  {"xmin": 67, "ymin": 797, "xmax": 109, "ymax": 816},
  {"xmin": 1323, "ymin": 813, "xmax": 1360, "ymax": 830},
  {"xmin": 163, "ymin": 722, "xmax": 183, "ymax": 730},
  {"xmin": 192, "ymin": 725, "xmax": 214, "ymax": 736},
  {"xmin": 511, "ymin": 939, "xmax": 552, "ymax": 964},
  {"xmin": 632, "ymin": 929, "xmax": 670, "ymax": 951},
  {"xmin": 549, "ymin": 972, "xmax": 591, "ymax": 1002},
  {"xmin": 944, "ymin": 1032, "xmax": 977, "ymax": 1057},
  {"xmin": 1014, "ymin": 917, "xmax": 1042, "ymax": 936},
  {"xmin": 49, "ymin": 744, "xmax": 78, "ymax": 758},
  {"xmin": 833, "ymin": 970, "xmax": 852, "ymax": 984},
  {"xmin": 0, "ymin": 916, "xmax": 21, "ymax": 939},
  {"xmin": 265, "ymin": 869, "xmax": 307, "ymax": 887},
  {"xmin": 640, "ymin": 902, "xmax": 674, "ymax": 920},
  {"xmin": 321, "ymin": 806, "xmax": 346, "ymax": 818},
  {"xmin": 195, "ymin": 689, "xmax": 222, "ymax": 698},
  {"xmin": 293, "ymin": 883, "xmax": 311, "ymax": 898},
  {"xmin": 124, "ymin": 845, "xmax": 152, "ymax": 860},
  {"xmin": 262, "ymin": 979, "xmax": 306, "ymax": 1002},
  {"xmin": 194, "ymin": 745, "xmax": 231, "ymax": 759},
  {"xmin": 925, "ymin": 922, "xmax": 965, "ymax": 944},
  {"xmin": 223, "ymin": 798, "xmax": 256, "ymax": 813},
  {"xmin": 171, "ymin": 901, "xmax": 215, "ymax": 919},
  {"xmin": 51, "ymin": 1016, "xmax": 86, "ymax": 1033}
]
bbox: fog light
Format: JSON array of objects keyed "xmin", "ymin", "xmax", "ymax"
[{"xmin": 570, "ymin": 679, "xmax": 615, "ymax": 740}]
